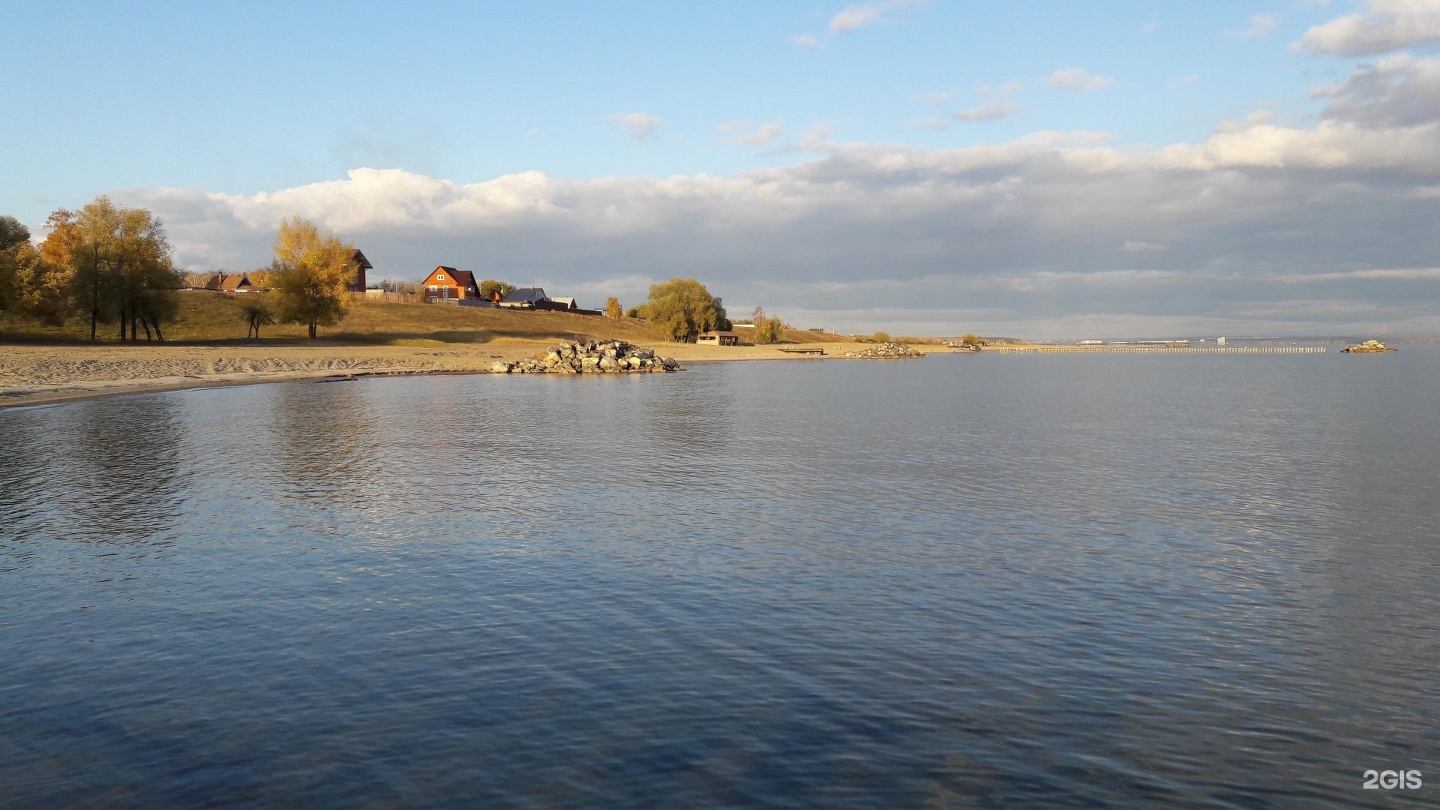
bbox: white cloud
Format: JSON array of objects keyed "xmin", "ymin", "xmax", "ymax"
[
  {"xmin": 954, "ymin": 102, "xmax": 1016, "ymax": 122},
  {"xmin": 116, "ymin": 68, "xmax": 1440, "ymax": 338},
  {"xmin": 827, "ymin": 0, "xmax": 930, "ymax": 34},
  {"xmin": 1046, "ymin": 68, "xmax": 1115, "ymax": 93},
  {"xmin": 1298, "ymin": 0, "xmax": 1440, "ymax": 54},
  {"xmin": 1235, "ymin": 12, "xmax": 1282, "ymax": 39},
  {"xmin": 610, "ymin": 113, "xmax": 661, "ymax": 141},
  {"xmin": 1269, "ymin": 266, "xmax": 1440, "ymax": 282},
  {"xmin": 789, "ymin": 33, "xmax": 821, "ymax": 48},
  {"xmin": 1314, "ymin": 54, "xmax": 1440, "ymax": 127},
  {"xmin": 722, "ymin": 122, "xmax": 784, "ymax": 145}
]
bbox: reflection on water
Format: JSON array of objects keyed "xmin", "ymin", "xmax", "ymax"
[{"xmin": 2, "ymin": 351, "xmax": 1439, "ymax": 808}]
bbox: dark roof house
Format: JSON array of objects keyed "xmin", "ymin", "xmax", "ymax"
[{"xmin": 499, "ymin": 287, "xmax": 549, "ymax": 308}]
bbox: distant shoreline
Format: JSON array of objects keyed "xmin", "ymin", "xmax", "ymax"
[{"xmin": 0, "ymin": 340, "xmax": 883, "ymax": 410}]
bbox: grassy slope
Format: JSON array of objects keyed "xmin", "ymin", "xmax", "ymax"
[{"xmin": 0, "ymin": 292, "xmax": 853, "ymax": 346}]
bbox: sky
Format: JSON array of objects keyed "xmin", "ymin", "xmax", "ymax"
[{"xmin": 3, "ymin": 0, "xmax": 1439, "ymax": 338}]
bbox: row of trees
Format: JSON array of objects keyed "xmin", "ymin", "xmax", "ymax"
[{"xmin": 1, "ymin": 198, "xmax": 181, "ymax": 340}]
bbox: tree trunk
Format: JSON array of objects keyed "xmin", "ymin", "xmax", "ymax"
[
  {"xmin": 309, "ymin": 322, "xmax": 317, "ymax": 339},
  {"xmin": 89, "ymin": 307, "xmax": 98, "ymax": 341},
  {"xmin": 140, "ymin": 318, "xmax": 153, "ymax": 342}
]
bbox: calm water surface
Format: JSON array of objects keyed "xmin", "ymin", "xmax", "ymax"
[{"xmin": 2, "ymin": 350, "xmax": 1438, "ymax": 808}]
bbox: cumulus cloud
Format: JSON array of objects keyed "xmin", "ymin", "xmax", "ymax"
[
  {"xmin": 1298, "ymin": 0, "xmax": 1440, "ymax": 54},
  {"xmin": 827, "ymin": 0, "xmax": 930, "ymax": 34},
  {"xmin": 610, "ymin": 112, "xmax": 661, "ymax": 141},
  {"xmin": 1046, "ymin": 68, "xmax": 1115, "ymax": 93},
  {"xmin": 115, "ymin": 67, "xmax": 1440, "ymax": 338},
  {"xmin": 1315, "ymin": 54, "xmax": 1440, "ymax": 127}
]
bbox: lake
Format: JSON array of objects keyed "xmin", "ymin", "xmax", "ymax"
[{"xmin": 2, "ymin": 350, "xmax": 1438, "ymax": 808}]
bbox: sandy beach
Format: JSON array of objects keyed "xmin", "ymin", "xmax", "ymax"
[{"xmin": 0, "ymin": 340, "xmax": 865, "ymax": 409}]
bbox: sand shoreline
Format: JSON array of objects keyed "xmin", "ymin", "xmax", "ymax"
[{"xmin": 0, "ymin": 340, "xmax": 871, "ymax": 409}]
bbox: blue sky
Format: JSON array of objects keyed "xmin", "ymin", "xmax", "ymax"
[{"xmin": 4, "ymin": 1, "xmax": 1439, "ymax": 337}]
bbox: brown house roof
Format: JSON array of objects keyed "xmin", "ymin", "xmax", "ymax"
[
  {"xmin": 452, "ymin": 270, "xmax": 477, "ymax": 290},
  {"xmin": 352, "ymin": 249, "xmax": 373, "ymax": 271}
]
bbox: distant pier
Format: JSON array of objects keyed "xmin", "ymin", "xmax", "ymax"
[{"xmin": 989, "ymin": 345, "xmax": 1327, "ymax": 354}]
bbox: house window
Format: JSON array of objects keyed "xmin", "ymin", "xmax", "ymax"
[
  {"xmin": 437, "ymin": 273, "xmax": 445, "ymax": 280},
  {"xmin": 428, "ymin": 285, "xmax": 439, "ymax": 292}
]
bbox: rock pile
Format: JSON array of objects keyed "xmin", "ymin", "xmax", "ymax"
[
  {"xmin": 942, "ymin": 340, "xmax": 981, "ymax": 352},
  {"xmin": 842, "ymin": 342, "xmax": 927, "ymax": 359},
  {"xmin": 490, "ymin": 340, "xmax": 680, "ymax": 374},
  {"xmin": 1342, "ymin": 339, "xmax": 1397, "ymax": 353}
]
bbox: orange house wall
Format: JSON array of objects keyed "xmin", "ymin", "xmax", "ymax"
[{"xmin": 421, "ymin": 269, "xmax": 468, "ymax": 299}]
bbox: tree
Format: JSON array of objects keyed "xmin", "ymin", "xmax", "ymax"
[
  {"xmin": 269, "ymin": 217, "xmax": 356, "ymax": 339},
  {"xmin": 61, "ymin": 197, "xmax": 179, "ymax": 341},
  {"xmin": 604, "ymin": 296, "xmax": 623, "ymax": 318},
  {"xmin": 960, "ymin": 333, "xmax": 985, "ymax": 348},
  {"xmin": 480, "ymin": 279, "xmax": 516, "ymax": 301},
  {"xmin": 239, "ymin": 296, "xmax": 276, "ymax": 339},
  {"xmin": 750, "ymin": 307, "xmax": 785, "ymax": 344},
  {"xmin": 635, "ymin": 278, "xmax": 727, "ymax": 342},
  {"xmin": 0, "ymin": 216, "xmax": 30, "ymax": 311}
]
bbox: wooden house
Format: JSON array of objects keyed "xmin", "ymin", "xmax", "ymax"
[
  {"xmin": 420, "ymin": 266, "xmax": 481, "ymax": 301},
  {"xmin": 697, "ymin": 331, "xmax": 742, "ymax": 346},
  {"xmin": 350, "ymin": 250, "xmax": 373, "ymax": 293},
  {"xmin": 219, "ymin": 273, "xmax": 254, "ymax": 293}
]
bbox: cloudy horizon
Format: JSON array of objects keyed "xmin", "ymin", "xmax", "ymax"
[{"xmin": 5, "ymin": 1, "xmax": 1439, "ymax": 339}]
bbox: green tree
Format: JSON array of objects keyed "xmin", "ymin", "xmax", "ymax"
[
  {"xmin": 239, "ymin": 295, "xmax": 276, "ymax": 339},
  {"xmin": 479, "ymin": 279, "xmax": 516, "ymax": 301},
  {"xmin": 604, "ymin": 296, "xmax": 623, "ymax": 318},
  {"xmin": 0, "ymin": 216, "xmax": 30, "ymax": 311},
  {"xmin": 635, "ymin": 277, "xmax": 726, "ymax": 342},
  {"xmin": 269, "ymin": 217, "xmax": 356, "ymax": 339}
]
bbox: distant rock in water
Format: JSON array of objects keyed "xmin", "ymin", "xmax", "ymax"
[
  {"xmin": 490, "ymin": 340, "xmax": 679, "ymax": 374},
  {"xmin": 842, "ymin": 342, "xmax": 927, "ymax": 359},
  {"xmin": 1341, "ymin": 340, "xmax": 1397, "ymax": 353}
]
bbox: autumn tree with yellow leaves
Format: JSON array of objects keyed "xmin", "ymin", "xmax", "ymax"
[{"xmin": 269, "ymin": 217, "xmax": 356, "ymax": 339}]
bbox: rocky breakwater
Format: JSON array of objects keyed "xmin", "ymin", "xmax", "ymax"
[
  {"xmin": 842, "ymin": 342, "xmax": 927, "ymax": 359},
  {"xmin": 1341, "ymin": 339, "xmax": 1397, "ymax": 353},
  {"xmin": 490, "ymin": 340, "xmax": 680, "ymax": 374}
]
